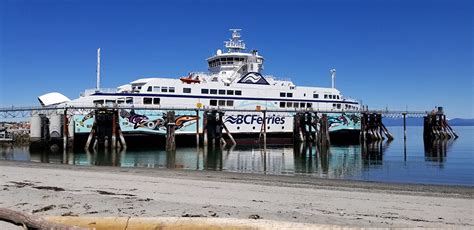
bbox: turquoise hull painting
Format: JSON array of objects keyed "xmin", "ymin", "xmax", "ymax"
[
  {"xmin": 73, "ymin": 110, "xmax": 360, "ymax": 134},
  {"xmin": 327, "ymin": 113, "xmax": 361, "ymax": 132},
  {"xmin": 74, "ymin": 110, "xmax": 200, "ymax": 135}
]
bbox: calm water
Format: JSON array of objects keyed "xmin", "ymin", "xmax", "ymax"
[{"xmin": 1, "ymin": 126, "xmax": 473, "ymax": 186}]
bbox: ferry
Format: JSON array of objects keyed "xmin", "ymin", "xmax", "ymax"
[{"xmin": 38, "ymin": 29, "xmax": 361, "ymax": 138}]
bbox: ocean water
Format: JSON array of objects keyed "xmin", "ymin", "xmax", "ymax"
[{"xmin": 1, "ymin": 126, "xmax": 473, "ymax": 186}]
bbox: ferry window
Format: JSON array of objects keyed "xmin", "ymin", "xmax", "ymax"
[
  {"xmin": 201, "ymin": 89, "xmax": 209, "ymax": 94},
  {"xmin": 153, "ymin": 86, "xmax": 160, "ymax": 92},
  {"xmin": 280, "ymin": 92, "xmax": 286, "ymax": 97},
  {"xmin": 137, "ymin": 86, "xmax": 142, "ymax": 90},
  {"xmin": 183, "ymin": 88, "xmax": 191, "ymax": 93},
  {"xmin": 287, "ymin": 102, "xmax": 293, "ymax": 107},
  {"xmin": 337, "ymin": 95, "xmax": 340, "ymax": 99},
  {"xmin": 143, "ymin": 98, "xmax": 152, "ymax": 104},
  {"xmin": 333, "ymin": 103, "xmax": 336, "ymax": 108},
  {"xmin": 235, "ymin": 90, "xmax": 242, "ymax": 95},
  {"xmin": 147, "ymin": 86, "xmax": 152, "ymax": 92},
  {"xmin": 304, "ymin": 93, "xmax": 306, "ymax": 97},
  {"xmin": 169, "ymin": 87, "xmax": 175, "ymax": 93},
  {"xmin": 218, "ymin": 89, "xmax": 225, "ymax": 95},
  {"xmin": 329, "ymin": 95, "xmax": 333, "ymax": 99},
  {"xmin": 324, "ymin": 94, "xmax": 328, "ymax": 99},
  {"xmin": 226, "ymin": 100, "xmax": 234, "ymax": 106},
  {"xmin": 227, "ymin": 90, "xmax": 234, "ymax": 95},
  {"xmin": 280, "ymin": 102, "xmax": 285, "ymax": 108},
  {"xmin": 153, "ymin": 98, "xmax": 160, "ymax": 105},
  {"xmin": 313, "ymin": 94, "xmax": 319, "ymax": 98},
  {"xmin": 93, "ymin": 100, "xmax": 104, "ymax": 105},
  {"xmin": 300, "ymin": 103, "xmax": 305, "ymax": 108},
  {"xmin": 337, "ymin": 104, "xmax": 341, "ymax": 109},
  {"xmin": 294, "ymin": 103, "xmax": 299, "ymax": 108},
  {"xmin": 307, "ymin": 103, "xmax": 312, "ymax": 108},
  {"xmin": 161, "ymin": 87, "xmax": 168, "ymax": 93},
  {"xmin": 126, "ymin": 97, "xmax": 133, "ymax": 104},
  {"xmin": 290, "ymin": 86, "xmax": 295, "ymax": 90},
  {"xmin": 210, "ymin": 89, "xmax": 218, "ymax": 94},
  {"xmin": 287, "ymin": 93, "xmax": 293, "ymax": 97},
  {"xmin": 106, "ymin": 100, "xmax": 115, "ymax": 106},
  {"xmin": 117, "ymin": 99, "xmax": 125, "ymax": 104},
  {"xmin": 210, "ymin": 100, "xmax": 217, "ymax": 106},
  {"xmin": 218, "ymin": 100, "xmax": 226, "ymax": 106}
]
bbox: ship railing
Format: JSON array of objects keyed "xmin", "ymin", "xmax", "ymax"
[
  {"xmin": 264, "ymin": 75, "xmax": 292, "ymax": 82},
  {"xmin": 81, "ymin": 88, "xmax": 118, "ymax": 97}
]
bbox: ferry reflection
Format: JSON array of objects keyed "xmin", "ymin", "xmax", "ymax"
[
  {"xmin": 293, "ymin": 143, "xmax": 364, "ymax": 178},
  {"xmin": 24, "ymin": 141, "xmax": 391, "ymax": 179}
]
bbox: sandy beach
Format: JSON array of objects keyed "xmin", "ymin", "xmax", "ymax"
[{"xmin": 0, "ymin": 160, "xmax": 472, "ymax": 228}]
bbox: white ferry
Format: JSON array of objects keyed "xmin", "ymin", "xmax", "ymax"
[{"xmin": 38, "ymin": 29, "xmax": 361, "ymax": 138}]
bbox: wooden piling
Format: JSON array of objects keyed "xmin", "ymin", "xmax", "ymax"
[
  {"xmin": 402, "ymin": 112, "xmax": 407, "ymax": 140},
  {"xmin": 317, "ymin": 114, "xmax": 330, "ymax": 148},
  {"xmin": 203, "ymin": 111, "xmax": 208, "ymax": 146},
  {"xmin": 84, "ymin": 122, "xmax": 96, "ymax": 151},
  {"xmin": 307, "ymin": 112, "xmax": 313, "ymax": 142},
  {"xmin": 166, "ymin": 111, "xmax": 176, "ymax": 151},
  {"xmin": 62, "ymin": 109, "xmax": 68, "ymax": 150},
  {"xmin": 262, "ymin": 110, "xmax": 267, "ymax": 147},
  {"xmin": 195, "ymin": 109, "xmax": 200, "ymax": 147},
  {"xmin": 111, "ymin": 110, "xmax": 117, "ymax": 149},
  {"xmin": 223, "ymin": 123, "xmax": 236, "ymax": 146}
]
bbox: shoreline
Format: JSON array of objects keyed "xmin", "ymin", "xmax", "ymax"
[{"xmin": 0, "ymin": 160, "xmax": 473, "ymax": 228}]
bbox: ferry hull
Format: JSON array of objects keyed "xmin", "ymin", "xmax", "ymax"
[{"xmin": 73, "ymin": 109, "xmax": 361, "ymax": 137}]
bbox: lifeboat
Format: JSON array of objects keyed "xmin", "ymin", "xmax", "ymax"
[{"xmin": 180, "ymin": 75, "xmax": 200, "ymax": 84}]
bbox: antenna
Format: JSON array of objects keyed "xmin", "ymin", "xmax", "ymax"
[
  {"xmin": 225, "ymin": 29, "xmax": 246, "ymax": 52},
  {"xmin": 330, "ymin": 68, "xmax": 336, "ymax": 88},
  {"xmin": 96, "ymin": 48, "xmax": 101, "ymax": 91}
]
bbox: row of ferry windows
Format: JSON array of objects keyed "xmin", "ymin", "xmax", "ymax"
[
  {"xmin": 279, "ymin": 102, "xmax": 313, "ymax": 109},
  {"xmin": 313, "ymin": 94, "xmax": 340, "ymax": 99},
  {"xmin": 280, "ymin": 92, "xmax": 340, "ymax": 100},
  {"xmin": 209, "ymin": 57, "xmax": 246, "ymax": 67},
  {"xmin": 147, "ymin": 86, "xmax": 176, "ymax": 93},
  {"xmin": 201, "ymin": 89, "xmax": 242, "ymax": 95},
  {"xmin": 210, "ymin": 100, "xmax": 234, "ymax": 107},
  {"xmin": 93, "ymin": 98, "xmax": 133, "ymax": 105}
]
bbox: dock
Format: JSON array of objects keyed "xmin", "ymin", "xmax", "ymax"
[{"xmin": 0, "ymin": 105, "xmax": 458, "ymax": 151}]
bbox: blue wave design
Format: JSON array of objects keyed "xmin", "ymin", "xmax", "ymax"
[{"xmin": 225, "ymin": 116, "xmax": 238, "ymax": 124}]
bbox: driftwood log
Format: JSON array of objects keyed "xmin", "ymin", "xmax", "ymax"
[{"xmin": 0, "ymin": 208, "xmax": 89, "ymax": 230}]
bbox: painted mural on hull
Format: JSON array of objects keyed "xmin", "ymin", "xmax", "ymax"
[
  {"xmin": 74, "ymin": 109, "xmax": 199, "ymax": 134},
  {"xmin": 74, "ymin": 109, "xmax": 360, "ymax": 134}
]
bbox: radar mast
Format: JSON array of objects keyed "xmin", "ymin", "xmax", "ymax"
[{"xmin": 225, "ymin": 29, "xmax": 246, "ymax": 53}]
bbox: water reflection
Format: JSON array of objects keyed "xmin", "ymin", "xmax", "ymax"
[
  {"xmin": 12, "ymin": 142, "xmax": 386, "ymax": 179},
  {"xmin": 424, "ymin": 139, "xmax": 455, "ymax": 163},
  {"xmin": 361, "ymin": 140, "xmax": 392, "ymax": 165},
  {"xmin": 2, "ymin": 126, "xmax": 471, "ymax": 185}
]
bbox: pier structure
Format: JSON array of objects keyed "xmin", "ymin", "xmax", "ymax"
[{"xmin": 0, "ymin": 105, "xmax": 455, "ymax": 151}]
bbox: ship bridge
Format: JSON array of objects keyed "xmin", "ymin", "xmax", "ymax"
[{"xmin": 206, "ymin": 29, "xmax": 264, "ymax": 82}]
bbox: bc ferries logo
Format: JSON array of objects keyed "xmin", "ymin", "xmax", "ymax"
[
  {"xmin": 237, "ymin": 72, "xmax": 270, "ymax": 85},
  {"xmin": 225, "ymin": 114, "xmax": 285, "ymax": 125}
]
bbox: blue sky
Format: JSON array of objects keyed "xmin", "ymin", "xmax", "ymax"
[{"xmin": 1, "ymin": 0, "xmax": 472, "ymax": 118}]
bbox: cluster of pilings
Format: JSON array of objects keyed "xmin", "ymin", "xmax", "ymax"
[
  {"xmin": 360, "ymin": 113, "xmax": 394, "ymax": 142},
  {"xmin": 84, "ymin": 108, "xmax": 126, "ymax": 151},
  {"xmin": 423, "ymin": 112, "xmax": 458, "ymax": 141},
  {"xmin": 164, "ymin": 110, "xmax": 236, "ymax": 152},
  {"xmin": 293, "ymin": 112, "xmax": 330, "ymax": 150}
]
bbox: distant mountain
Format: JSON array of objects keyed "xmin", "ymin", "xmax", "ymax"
[
  {"xmin": 383, "ymin": 118, "xmax": 474, "ymax": 126},
  {"xmin": 449, "ymin": 118, "xmax": 474, "ymax": 126}
]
